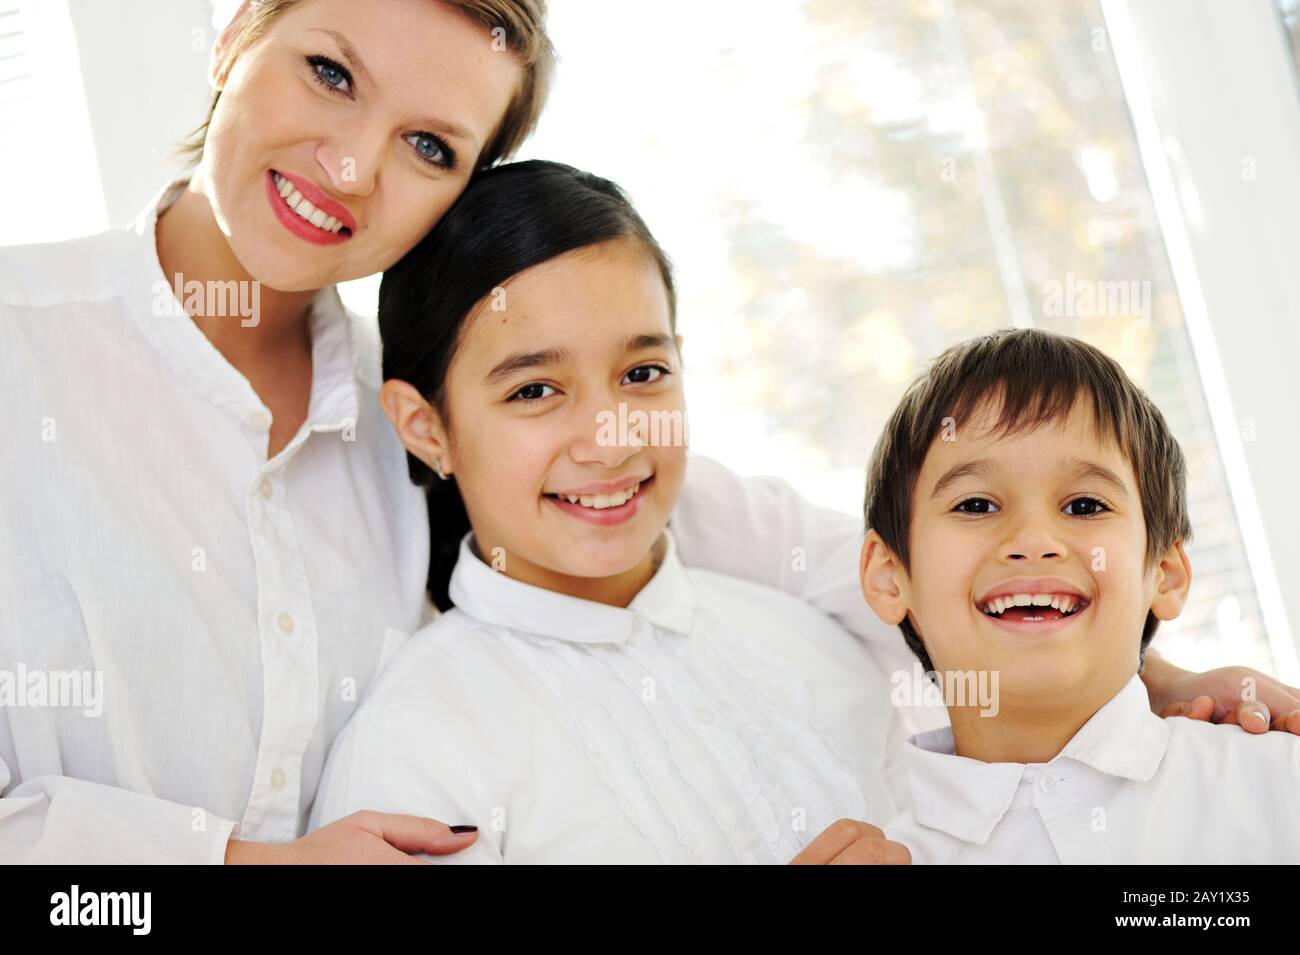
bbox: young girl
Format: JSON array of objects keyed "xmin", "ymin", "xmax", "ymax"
[{"xmin": 308, "ymin": 160, "xmax": 903, "ymax": 863}]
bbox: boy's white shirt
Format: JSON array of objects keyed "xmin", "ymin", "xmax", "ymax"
[
  {"xmin": 883, "ymin": 674, "xmax": 1300, "ymax": 863},
  {"xmin": 0, "ymin": 181, "xmax": 914, "ymax": 863},
  {"xmin": 309, "ymin": 530, "xmax": 905, "ymax": 863}
]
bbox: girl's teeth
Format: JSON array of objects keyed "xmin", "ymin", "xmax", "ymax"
[{"xmin": 558, "ymin": 482, "xmax": 641, "ymax": 510}]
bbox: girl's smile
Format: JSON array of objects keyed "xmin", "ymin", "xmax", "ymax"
[{"xmin": 543, "ymin": 474, "xmax": 656, "ymax": 526}]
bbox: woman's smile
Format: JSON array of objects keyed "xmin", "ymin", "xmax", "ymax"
[{"xmin": 265, "ymin": 169, "xmax": 355, "ymax": 246}]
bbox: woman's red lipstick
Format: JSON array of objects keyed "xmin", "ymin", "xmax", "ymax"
[{"xmin": 266, "ymin": 169, "xmax": 355, "ymax": 246}]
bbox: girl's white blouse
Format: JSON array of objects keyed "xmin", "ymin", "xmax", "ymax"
[{"xmin": 310, "ymin": 532, "xmax": 906, "ymax": 864}]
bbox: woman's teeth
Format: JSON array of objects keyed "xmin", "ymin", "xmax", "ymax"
[
  {"xmin": 273, "ymin": 173, "xmax": 347, "ymax": 234},
  {"xmin": 553, "ymin": 481, "xmax": 641, "ymax": 510},
  {"xmin": 981, "ymin": 593, "xmax": 1081, "ymax": 616}
]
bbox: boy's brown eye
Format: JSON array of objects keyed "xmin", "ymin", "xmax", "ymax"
[
  {"xmin": 955, "ymin": 497, "xmax": 998, "ymax": 514},
  {"xmin": 1064, "ymin": 496, "xmax": 1109, "ymax": 516}
]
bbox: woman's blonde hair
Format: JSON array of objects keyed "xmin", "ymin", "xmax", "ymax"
[{"xmin": 177, "ymin": 0, "xmax": 553, "ymax": 170}]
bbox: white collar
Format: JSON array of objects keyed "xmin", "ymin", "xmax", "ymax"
[
  {"xmin": 123, "ymin": 180, "xmax": 361, "ymax": 433},
  {"xmin": 447, "ymin": 530, "xmax": 696, "ymax": 644},
  {"xmin": 901, "ymin": 675, "xmax": 1170, "ymax": 844}
]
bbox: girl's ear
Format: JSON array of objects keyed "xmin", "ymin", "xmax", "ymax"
[
  {"xmin": 1150, "ymin": 538, "xmax": 1192, "ymax": 622},
  {"xmin": 860, "ymin": 529, "xmax": 910, "ymax": 626},
  {"xmin": 380, "ymin": 380, "xmax": 454, "ymax": 477},
  {"xmin": 209, "ymin": 0, "xmax": 254, "ymax": 90}
]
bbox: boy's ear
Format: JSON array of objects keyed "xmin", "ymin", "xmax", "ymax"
[
  {"xmin": 1150, "ymin": 539, "xmax": 1192, "ymax": 622},
  {"xmin": 380, "ymin": 379, "xmax": 453, "ymax": 476},
  {"xmin": 860, "ymin": 530, "xmax": 910, "ymax": 626},
  {"xmin": 209, "ymin": 0, "xmax": 254, "ymax": 90}
]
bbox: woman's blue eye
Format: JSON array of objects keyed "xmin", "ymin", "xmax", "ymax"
[
  {"xmin": 509, "ymin": 383, "xmax": 555, "ymax": 403},
  {"xmin": 404, "ymin": 132, "xmax": 454, "ymax": 170},
  {"xmin": 307, "ymin": 55, "xmax": 352, "ymax": 94},
  {"xmin": 954, "ymin": 497, "xmax": 998, "ymax": 514},
  {"xmin": 623, "ymin": 364, "xmax": 669, "ymax": 385},
  {"xmin": 1064, "ymin": 496, "xmax": 1109, "ymax": 517}
]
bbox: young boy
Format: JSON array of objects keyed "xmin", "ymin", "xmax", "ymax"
[{"xmin": 859, "ymin": 328, "xmax": 1300, "ymax": 863}]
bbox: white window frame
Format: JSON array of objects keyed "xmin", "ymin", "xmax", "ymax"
[{"xmin": 1103, "ymin": 0, "xmax": 1300, "ymax": 683}]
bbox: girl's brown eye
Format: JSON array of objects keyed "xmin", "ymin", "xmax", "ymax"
[
  {"xmin": 623, "ymin": 364, "xmax": 670, "ymax": 385},
  {"xmin": 508, "ymin": 383, "xmax": 555, "ymax": 403},
  {"xmin": 954, "ymin": 497, "xmax": 998, "ymax": 514}
]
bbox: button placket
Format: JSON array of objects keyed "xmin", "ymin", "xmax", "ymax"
[{"xmin": 238, "ymin": 456, "xmax": 321, "ymax": 842}]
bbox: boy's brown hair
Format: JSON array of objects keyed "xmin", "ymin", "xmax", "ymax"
[{"xmin": 864, "ymin": 328, "xmax": 1191, "ymax": 673}]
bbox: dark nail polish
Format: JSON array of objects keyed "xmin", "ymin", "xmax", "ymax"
[{"xmin": 450, "ymin": 825, "xmax": 478, "ymax": 834}]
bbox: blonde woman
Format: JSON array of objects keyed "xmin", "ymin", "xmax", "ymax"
[{"xmin": 1, "ymin": 0, "xmax": 1294, "ymax": 866}]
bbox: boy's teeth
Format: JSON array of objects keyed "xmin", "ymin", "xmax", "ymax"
[
  {"xmin": 982, "ymin": 593, "xmax": 1082, "ymax": 616},
  {"xmin": 558, "ymin": 481, "xmax": 641, "ymax": 509},
  {"xmin": 273, "ymin": 173, "xmax": 347, "ymax": 233}
]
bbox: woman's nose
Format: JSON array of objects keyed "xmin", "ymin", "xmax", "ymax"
[{"xmin": 318, "ymin": 127, "xmax": 384, "ymax": 196}]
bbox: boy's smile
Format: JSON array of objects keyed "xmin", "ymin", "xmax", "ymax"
[{"xmin": 975, "ymin": 576, "xmax": 1091, "ymax": 634}]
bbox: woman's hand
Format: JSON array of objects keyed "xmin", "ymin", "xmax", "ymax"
[
  {"xmin": 789, "ymin": 819, "xmax": 911, "ymax": 865},
  {"xmin": 1143, "ymin": 652, "xmax": 1300, "ymax": 735},
  {"xmin": 224, "ymin": 811, "xmax": 479, "ymax": 864}
]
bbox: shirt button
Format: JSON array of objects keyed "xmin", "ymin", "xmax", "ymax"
[
  {"xmin": 276, "ymin": 611, "xmax": 295, "ymax": 635},
  {"xmin": 696, "ymin": 707, "xmax": 715, "ymax": 725},
  {"xmin": 257, "ymin": 478, "xmax": 273, "ymax": 501},
  {"xmin": 270, "ymin": 768, "xmax": 287, "ymax": 791},
  {"xmin": 247, "ymin": 410, "xmax": 272, "ymax": 433},
  {"xmin": 1039, "ymin": 772, "xmax": 1060, "ymax": 796}
]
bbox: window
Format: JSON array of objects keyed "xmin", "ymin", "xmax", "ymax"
[
  {"xmin": 1280, "ymin": 0, "xmax": 1300, "ymax": 72},
  {"xmin": 0, "ymin": 0, "xmax": 106, "ymax": 245}
]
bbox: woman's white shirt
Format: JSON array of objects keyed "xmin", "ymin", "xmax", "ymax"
[
  {"xmin": 0, "ymin": 182, "xmax": 429, "ymax": 861},
  {"xmin": 309, "ymin": 532, "xmax": 906, "ymax": 864},
  {"xmin": 0, "ymin": 182, "xmax": 916, "ymax": 863}
]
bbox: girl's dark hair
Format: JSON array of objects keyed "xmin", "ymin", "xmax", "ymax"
[{"xmin": 379, "ymin": 159, "xmax": 676, "ymax": 612}]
